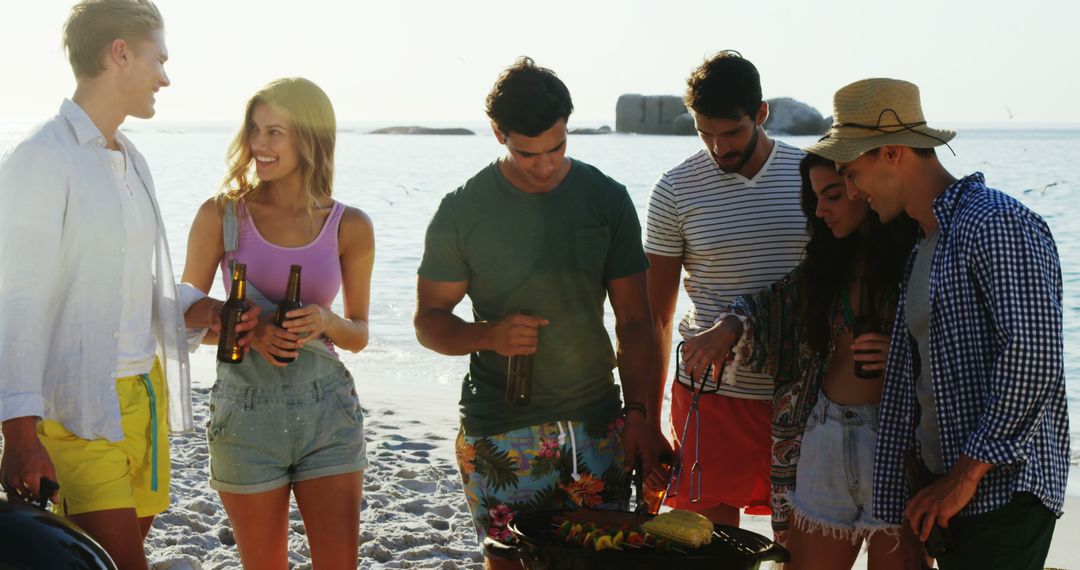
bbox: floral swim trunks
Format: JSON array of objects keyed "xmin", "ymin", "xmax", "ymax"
[{"xmin": 455, "ymin": 416, "xmax": 631, "ymax": 550}]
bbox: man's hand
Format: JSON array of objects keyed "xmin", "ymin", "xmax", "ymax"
[
  {"xmin": 904, "ymin": 455, "xmax": 990, "ymax": 540},
  {"xmin": 485, "ymin": 313, "xmax": 549, "ymax": 357},
  {"xmin": 234, "ymin": 304, "xmax": 261, "ymax": 350},
  {"xmin": 682, "ymin": 316, "xmax": 743, "ymax": 382},
  {"xmin": 620, "ymin": 411, "xmax": 671, "ymax": 477},
  {"xmin": 197, "ymin": 298, "xmax": 260, "ymax": 352},
  {"xmin": 0, "ymin": 417, "xmax": 57, "ymax": 503}
]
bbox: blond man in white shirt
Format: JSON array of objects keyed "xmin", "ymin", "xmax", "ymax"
[{"xmin": 0, "ymin": 2, "xmax": 254, "ymax": 568}]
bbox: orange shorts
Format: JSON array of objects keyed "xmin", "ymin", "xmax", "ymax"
[{"xmin": 665, "ymin": 385, "xmax": 771, "ymax": 515}]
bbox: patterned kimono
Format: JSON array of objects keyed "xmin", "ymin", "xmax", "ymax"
[
  {"xmin": 729, "ymin": 268, "xmax": 827, "ymax": 544},
  {"xmin": 731, "ymin": 266, "xmax": 897, "ymax": 543}
]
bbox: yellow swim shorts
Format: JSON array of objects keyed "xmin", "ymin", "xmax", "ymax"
[{"xmin": 37, "ymin": 359, "xmax": 170, "ymax": 518}]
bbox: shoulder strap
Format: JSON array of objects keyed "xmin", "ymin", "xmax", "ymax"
[
  {"xmin": 327, "ymin": 200, "xmax": 345, "ymax": 225},
  {"xmin": 223, "ymin": 200, "xmax": 239, "ymax": 261}
]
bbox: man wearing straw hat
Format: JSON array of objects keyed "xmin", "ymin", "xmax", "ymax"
[{"xmin": 806, "ymin": 78, "xmax": 1068, "ymax": 569}]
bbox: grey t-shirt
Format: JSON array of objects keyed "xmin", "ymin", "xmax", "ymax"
[
  {"xmin": 905, "ymin": 229, "xmax": 945, "ymax": 474},
  {"xmin": 418, "ymin": 160, "xmax": 649, "ymax": 436}
]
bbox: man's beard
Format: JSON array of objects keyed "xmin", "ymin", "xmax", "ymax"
[{"xmin": 712, "ymin": 126, "xmax": 760, "ymax": 174}]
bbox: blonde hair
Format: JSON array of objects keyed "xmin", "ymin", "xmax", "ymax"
[
  {"xmin": 63, "ymin": 0, "xmax": 164, "ymax": 78},
  {"xmin": 220, "ymin": 78, "xmax": 337, "ymax": 212}
]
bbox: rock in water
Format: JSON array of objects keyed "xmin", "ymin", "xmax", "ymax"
[
  {"xmin": 616, "ymin": 95, "xmax": 690, "ymax": 135},
  {"xmin": 615, "ymin": 94, "xmax": 829, "ymax": 136},
  {"xmin": 370, "ymin": 126, "xmax": 474, "ymax": 135},
  {"xmin": 569, "ymin": 125, "xmax": 613, "ymax": 135},
  {"xmin": 764, "ymin": 97, "xmax": 830, "ymax": 135}
]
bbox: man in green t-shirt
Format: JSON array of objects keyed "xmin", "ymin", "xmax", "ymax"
[{"xmin": 415, "ymin": 57, "xmax": 667, "ymax": 567}]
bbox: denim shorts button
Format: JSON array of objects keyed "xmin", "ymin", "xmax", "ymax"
[{"xmin": 844, "ymin": 410, "xmax": 856, "ymax": 419}]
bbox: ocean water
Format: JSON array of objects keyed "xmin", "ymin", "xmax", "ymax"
[{"xmin": 1, "ymin": 123, "xmax": 1077, "ymax": 468}]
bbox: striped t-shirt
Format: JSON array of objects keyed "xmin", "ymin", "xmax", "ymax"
[{"xmin": 645, "ymin": 140, "xmax": 807, "ymax": 399}]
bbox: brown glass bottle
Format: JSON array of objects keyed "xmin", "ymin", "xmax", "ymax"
[
  {"xmin": 272, "ymin": 265, "xmax": 303, "ymax": 364},
  {"xmin": 217, "ymin": 263, "xmax": 248, "ymax": 364},
  {"xmin": 904, "ymin": 448, "xmax": 952, "ymax": 556},
  {"xmin": 853, "ymin": 280, "xmax": 883, "ymax": 379},
  {"xmin": 505, "ymin": 310, "xmax": 534, "ymax": 406},
  {"xmin": 638, "ymin": 451, "xmax": 674, "ymax": 515}
]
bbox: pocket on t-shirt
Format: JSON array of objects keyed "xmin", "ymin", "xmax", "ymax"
[{"xmin": 575, "ymin": 226, "xmax": 611, "ymax": 278}]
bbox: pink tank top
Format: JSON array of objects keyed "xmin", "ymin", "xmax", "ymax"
[{"xmin": 221, "ymin": 200, "xmax": 345, "ymax": 309}]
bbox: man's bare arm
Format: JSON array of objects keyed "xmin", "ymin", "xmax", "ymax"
[
  {"xmin": 413, "ymin": 276, "xmax": 548, "ymax": 357},
  {"xmin": 646, "ymin": 253, "xmax": 683, "ymax": 415}
]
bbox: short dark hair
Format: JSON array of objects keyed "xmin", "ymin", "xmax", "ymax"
[
  {"xmin": 485, "ymin": 57, "xmax": 573, "ymax": 137},
  {"xmin": 684, "ymin": 50, "xmax": 762, "ymax": 121}
]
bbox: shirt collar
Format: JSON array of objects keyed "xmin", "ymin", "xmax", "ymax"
[
  {"xmin": 59, "ymin": 98, "xmax": 109, "ymax": 148},
  {"xmin": 931, "ymin": 172, "xmax": 985, "ymax": 233}
]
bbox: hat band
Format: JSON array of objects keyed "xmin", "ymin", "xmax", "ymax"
[
  {"xmin": 818, "ymin": 108, "xmax": 955, "ymax": 156},
  {"xmin": 834, "ymin": 119, "xmax": 927, "ymax": 133}
]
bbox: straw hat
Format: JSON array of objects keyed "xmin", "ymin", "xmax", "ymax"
[{"xmin": 805, "ymin": 78, "xmax": 955, "ymax": 163}]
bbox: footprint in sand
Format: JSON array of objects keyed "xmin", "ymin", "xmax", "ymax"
[
  {"xmin": 427, "ymin": 518, "xmax": 451, "ymax": 530},
  {"xmin": 379, "ymin": 440, "xmax": 437, "ymax": 451},
  {"xmin": 398, "ymin": 479, "xmax": 437, "ymax": 493},
  {"xmin": 216, "ymin": 527, "xmax": 234, "ymax": 546},
  {"xmin": 184, "ymin": 498, "xmax": 218, "ymax": 516}
]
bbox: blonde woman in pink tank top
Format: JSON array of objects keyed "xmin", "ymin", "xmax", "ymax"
[{"xmin": 180, "ymin": 78, "xmax": 374, "ymax": 569}]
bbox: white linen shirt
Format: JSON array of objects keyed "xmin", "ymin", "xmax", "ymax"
[
  {"xmin": 106, "ymin": 146, "xmax": 159, "ymax": 377},
  {"xmin": 0, "ymin": 99, "xmax": 196, "ymax": 440}
]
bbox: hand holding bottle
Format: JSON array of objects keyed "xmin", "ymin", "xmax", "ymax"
[
  {"xmin": 851, "ymin": 331, "xmax": 890, "ymax": 377},
  {"xmin": 280, "ymin": 305, "xmax": 332, "ymax": 344},
  {"xmin": 249, "ymin": 315, "xmax": 302, "ymax": 368},
  {"xmin": 503, "ymin": 310, "xmax": 544, "ymax": 406},
  {"xmin": 852, "ymin": 280, "xmax": 886, "ymax": 379},
  {"xmin": 486, "ymin": 312, "xmax": 549, "ymax": 357},
  {"xmin": 218, "ymin": 263, "xmax": 252, "ymax": 364}
]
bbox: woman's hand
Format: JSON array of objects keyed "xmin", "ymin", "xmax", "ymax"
[
  {"xmin": 249, "ymin": 313, "xmax": 301, "ymax": 367},
  {"xmin": 682, "ymin": 316, "xmax": 743, "ymax": 383},
  {"xmin": 852, "ymin": 332, "xmax": 891, "ymax": 371},
  {"xmin": 282, "ymin": 305, "xmax": 332, "ymax": 345}
]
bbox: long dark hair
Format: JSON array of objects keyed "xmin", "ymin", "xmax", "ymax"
[{"xmin": 795, "ymin": 153, "xmax": 918, "ymax": 357}]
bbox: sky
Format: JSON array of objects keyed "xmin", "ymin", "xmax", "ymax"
[{"xmin": 1, "ymin": 0, "xmax": 1078, "ymax": 126}]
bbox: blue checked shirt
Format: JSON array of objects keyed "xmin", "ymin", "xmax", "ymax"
[{"xmin": 873, "ymin": 173, "xmax": 1070, "ymax": 524}]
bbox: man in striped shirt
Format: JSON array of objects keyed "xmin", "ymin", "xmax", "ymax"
[
  {"xmin": 645, "ymin": 51, "xmax": 807, "ymax": 526},
  {"xmin": 807, "ymin": 78, "xmax": 1067, "ymax": 570}
]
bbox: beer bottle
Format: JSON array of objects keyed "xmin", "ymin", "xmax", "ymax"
[
  {"xmin": 904, "ymin": 448, "xmax": 952, "ymax": 556},
  {"xmin": 217, "ymin": 263, "xmax": 248, "ymax": 364},
  {"xmin": 272, "ymin": 264, "xmax": 303, "ymax": 364},
  {"xmin": 505, "ymin": 310, "xmax": 534, "ymax": 406},
  {"xmin": 636, "ymin": 451, "xmax": 674, "ymax": 515},
  {"xmin": 853, "ymin": 280, "xmax": 883, "ymax": 379}
]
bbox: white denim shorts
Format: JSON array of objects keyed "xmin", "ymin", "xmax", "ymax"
[{"xmin": 789, "ymin": 391, "xmax": 899, "ymax": 543}]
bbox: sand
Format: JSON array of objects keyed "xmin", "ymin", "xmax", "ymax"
[{"xmin": 2, "ymin": 348, "xmax": 1076, "ymax": 568}]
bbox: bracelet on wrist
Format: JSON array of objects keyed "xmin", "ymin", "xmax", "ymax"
[{"xmin": 622, "ymin": 401, "xmax": 648, "ymax": 421}]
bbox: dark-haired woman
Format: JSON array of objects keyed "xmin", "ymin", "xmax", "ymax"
[{"xmin": 680, "ymin": 153, "xmax": 921, "ymax": 568}]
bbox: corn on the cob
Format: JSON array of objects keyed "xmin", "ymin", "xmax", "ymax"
[{"xmin": 641, "ymin": 509, "xmax": 714, "ymax": 548}]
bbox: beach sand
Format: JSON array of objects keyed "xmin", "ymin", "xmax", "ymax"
[{"xmin": 2, "ymin": 348, "xmax": 1076, "ymax": 568}]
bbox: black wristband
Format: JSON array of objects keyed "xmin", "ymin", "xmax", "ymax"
[{"xmin": 622, "ymin": 401, "xmax": 647, "ymax": 420}]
